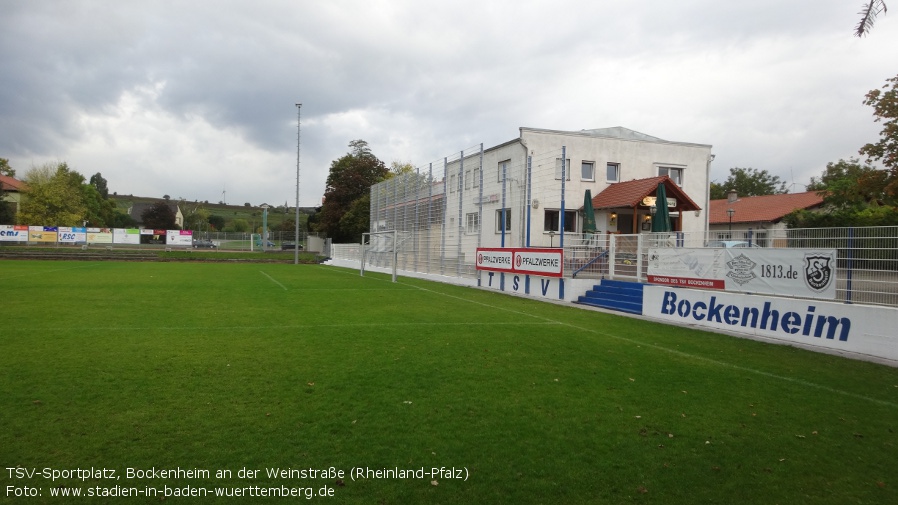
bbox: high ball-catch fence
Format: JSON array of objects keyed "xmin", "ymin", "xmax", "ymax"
[{"xmin": 330, "ymin": 142, "xmax": 898, "ymax": 308}]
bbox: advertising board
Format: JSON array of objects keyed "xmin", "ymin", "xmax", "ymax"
[{"xmin": 647, "ymin": 248, "xmax": 837, "ymax": 300}]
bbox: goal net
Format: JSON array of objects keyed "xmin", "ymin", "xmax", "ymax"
[{"xmin": 361, "ymin": 230, "xmax": 398, "ymax": 282}]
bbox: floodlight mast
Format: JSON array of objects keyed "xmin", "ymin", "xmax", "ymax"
[{"xmin": 294, "ymin": 103, "xmax": 302, "ymax": 264}]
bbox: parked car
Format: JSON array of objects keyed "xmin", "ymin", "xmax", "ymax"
[
  {"xmin": 192, "ymin": 239, "xmax": 217, "ymax": 249},
  {"xmin": 281, "ymin": 242, "xmax": 303, "ymax": 251},
  {"xmin": 706, "ymin": 240, "xmax": 761, "ymax": 248}
]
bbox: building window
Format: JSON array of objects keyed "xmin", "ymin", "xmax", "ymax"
[
  {"xmin": 465, "ymin": 170, "xmax": 472, "ymax": 190},
  {"xmin": 581, "ymin": 161, "xmax": 595, "ymax": 181},
  {"xmin": 607, "ymin": 162, "xmax": 620, "ymax": 182},
  {"xmin": 496, "ymin": 208, "xmax": 511, "ymax": 233},
  {"xmin": 466, "ymin": 212, "xmax": 479, "ymax": 234},
  {"xmin": 659, "ymin": 166, "xmax": 683, "ymax": 185},
  {"xmin": 450, "ymin": 174, "xmax": 456, "ymax": 193},
  {"xmin": 473, "ymin": 167, "xmax": 480, "ymax": 188},
  {"xmin": 555, "ymin": 158, "xmax": 571, "ymax": 180},
  {"xmin": 544, "ymin": 209, "xmax": 577, "ymax": 233},
  {"xmin": 497, "ymin": 160, "xmax": 510, "ymax": 182}
]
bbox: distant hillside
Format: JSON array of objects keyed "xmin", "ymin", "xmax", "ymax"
[{"xmin": 110, "ymin": 195, "xmax": 316, "ymax": 232}]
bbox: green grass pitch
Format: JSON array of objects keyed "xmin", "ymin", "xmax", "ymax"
[{"xmin": 1, "ymin": 260, "xmax": 897, "ymax": 504}]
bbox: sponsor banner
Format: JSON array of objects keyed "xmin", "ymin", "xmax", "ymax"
[
  {"xmin": 0, "ymin": 224, "xmax": 28, "ymax": 241},
  {"xmin": 648, "ymin": 248, "xmax": 837, "ymax": 300},
  {"xmin": 167, "ymin": 229, "xmax": 193, "ymax": 246},
  {"xmin": 476, "ymin": 248, "xmax": 563, "ymax": 278},
  {"xmin": 57, "ymin": 227, "xmax": 87, "ymax": 243},
  {"xmin": 87, "ymin": 227, "xmax": 113, "ymax": 244},
  {"xmin": 139, "ymin": 229, "xmax": 167, "ymax": 244},
  {"xmin": 29, "ymin": 226, "xmax": 58, "ymax": 243},
  {"xmin": 476, "ymin": 249, "xmax": 513, "ymax": 272},
  {"xmin": 643, "ymin": 286, "xmax": 898, "ymax": 362},
  {"xmin": 113, "ymin": 228, "xmax": 141, "ymax": 245}
]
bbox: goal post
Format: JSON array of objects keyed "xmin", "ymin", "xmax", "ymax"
[{"xmin": 361, "ymin": 230, "xmax": 398, "ymax": 282}]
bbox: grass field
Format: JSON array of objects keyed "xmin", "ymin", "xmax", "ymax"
[{"xmin": 1, "ymin": 260, "xmax": 897, "ymax": 504}]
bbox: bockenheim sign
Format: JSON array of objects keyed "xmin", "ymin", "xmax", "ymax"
[{"xmin": 646, "ymin": 248, "xmax": 837, "ymax": 300}]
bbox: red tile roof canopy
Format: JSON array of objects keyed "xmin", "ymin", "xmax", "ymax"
[
  {"xmin": 0, "ymin": 174, "xmax": 27, "ymax": 192},
  {"xmin": 586, "ymin": 176, "xmax": 702, "ymax": 212},
  {"xmin": 708, "ymin": 192, "xmax": 824, "ymax": 224}
]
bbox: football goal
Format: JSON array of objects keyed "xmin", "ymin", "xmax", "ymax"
[{"xmin": 361, "ymin": 230, "xmax": 398, "ymax": 282}]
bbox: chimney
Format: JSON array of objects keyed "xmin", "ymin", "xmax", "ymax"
[{"xmin": 727, "ymin": 189, "xmax": 738, "ymax": 203}]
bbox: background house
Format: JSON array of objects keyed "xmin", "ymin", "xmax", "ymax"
[
  {"xmin": 0, "ymin": 174, "xmax": 27, "ymax": 223},
  {"xmin": 708, "ymin": 190, "xmax": 824, "ymax": 246}
]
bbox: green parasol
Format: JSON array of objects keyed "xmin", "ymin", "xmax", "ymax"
[
  {"xmin": 651, "ymin": 182, "xmax": 671, "ymax": 232},
  {"xmin": 583, "ymin": 189, "xmax": 596, "ymax": 234}
]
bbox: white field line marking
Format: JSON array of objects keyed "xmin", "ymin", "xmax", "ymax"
[
  {"xmin": 0, "ymin": 263, "xmax": 98, "ymax": 280},
  {"xmin": 401, "ymin": 280, "xmax": 898, "ymax": 410},
  {"xmin": 19, "ymin": 322, "xmax": 560, "ymax": 332},
  {"xmin": 260, "ymin": 271, "xmax": 288, "ymax": 290}
]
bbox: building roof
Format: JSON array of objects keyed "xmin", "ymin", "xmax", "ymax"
[
  {"xmin": 0, "ymin": 174, "xmax": 27, "ymax": 192},
  {"xmin": 709, "ymin": 191, "xmax": 824, "ymax": 224},
  {"xmin": 587, "ymin": 176, "xmax": 702, "ymax": 211},
  {"xmin": 578, "ymin": 126, "xmax": 665, "ymax": 142}
]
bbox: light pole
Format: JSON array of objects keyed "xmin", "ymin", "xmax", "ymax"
[
  {"xmin": 727, "ymin": 208, "xmax": 735, "ymax": 235},
  {"xmin": 294, "ymin": 103, "xmax": 302, "ymax": 264}
]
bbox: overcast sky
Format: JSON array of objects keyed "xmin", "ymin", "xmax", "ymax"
[{"xmin": 2, "ymin": 0, "xmax": 896, "ymax": 207}]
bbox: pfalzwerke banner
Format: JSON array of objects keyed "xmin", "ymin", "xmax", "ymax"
[
  {"xmin": 647, "ymin": 247, "xmax": 837, "ymax": 300},
  {"xmin": 476, "ymin": 248, "xmax": 563, "ymax": 278}
]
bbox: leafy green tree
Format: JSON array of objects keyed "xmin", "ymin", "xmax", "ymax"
[
  {"xmin": 231, "ymin": 218, "xmax": 250, "ymax": 233},
  {"xmin": 89, "ymin": 172, "xmax": 109, "ymax": 199},
  {"xmin": 710, "ymin": 167, "xmax": 788, "ymax": 200},
  {"xmin": 207, "ymin": 214, "xmax": 226, "ymax": 231},
  {"xmin": 855, "ymin": 1, "xmax": 888, "ymax": 37},
  {"xmin": 859, "ymin": 73, "xmax": 898, "ymax": 199},
  {"xmin": 314, "ymin": 140, "xmax": 389, "ymax": 242},
  {"xmin": 18, "ymin": 162, "xmax": 88, "ymax": 226},
  {"xmin": 807, "ymin": 158, "xmax": 894, "ymax": 208},
  {"xmin": 181, "ymin": 204, "xmax": 211, "ymax": 232},
  {"xmin": 0, "ymin": 158, "xmax": 15, "ymax": 177},
  {"xmin": 141, "ymin": 202, "xmax": 178, "ymax": 229}
]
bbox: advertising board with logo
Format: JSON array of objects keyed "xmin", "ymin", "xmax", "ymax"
[
  {"xmin": 167, "ymin": 229, "xmax": 193, "ymax": 246},
  {"xmin": 87, "ymin": 227, "xmax": 113, "ymax": 244},
  {"xmin": 647, "ymin": 248, "xmax": 837, "ymax": 300},
  {"xmin": 0, "ymin": 225, "xmax": 28, "ymax": 241},
  {"xmin": 475, "ymin": 248, "xmax": 563, "ymax": 278},
  {"xmin": 113, "ymin": 228, "xmax": 141, "ymax": 245},
  {"xmin": 57, "ymin": 226, "xmax": 87, "ymax": 243},
  {"xmin": 28, "ymin": 226, "xmax": 58, "ymax": 243}
]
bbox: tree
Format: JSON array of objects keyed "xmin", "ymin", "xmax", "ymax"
[
  {"xmin": 859, "ymin": 73, "xmax": 898, "ymax": 199},
  {"xmin": 18, "ymin": 162, "xmax": 88, "ymax": 226},
  {"xmin": 207, "ymin": 214, "xmax": 226, "ymax": 231},
  {"xmin": 709, "ymin": 167, "xmax": 788, "ymax": 200},
  {"xmin": 314, "ymin": 140, "xmax": 389, "ymax": 242},
  {"xmin": 181, "ymin": 204, "xmax": 211, "ymax": 232},
  {"xmin": 855, "ymin": 1, "xmax": 888, "ymax": 37},
  {"xmin": 141, "ymin": 202, "xmax": 178, "ymax": 229},
  {"xmin": 807, "ymin": 158, "xmax": 894, "ymax": 208},
  {"xmin": 231, "ymin": 218, "xmax": 250, "ymax": 233},
  {"xmin": 0, "ymin": 158, "xmax": 15, "ymax": 177},
  {"xmin": 89, "ymin": 172, "xmax": 109, "ymax": 199}
]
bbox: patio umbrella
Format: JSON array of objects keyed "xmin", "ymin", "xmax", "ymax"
[
  {"xmin": 651, "ymin": 182, "xmax": 671, "ymax": 232},
  {"xmin": 583, "ymin": 189, "xmax": 596, "ymax": 234}
]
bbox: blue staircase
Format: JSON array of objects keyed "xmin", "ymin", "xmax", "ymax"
[{"xmin": 575, "ymin": 280, "xmax": 645, "ymax": 314}]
